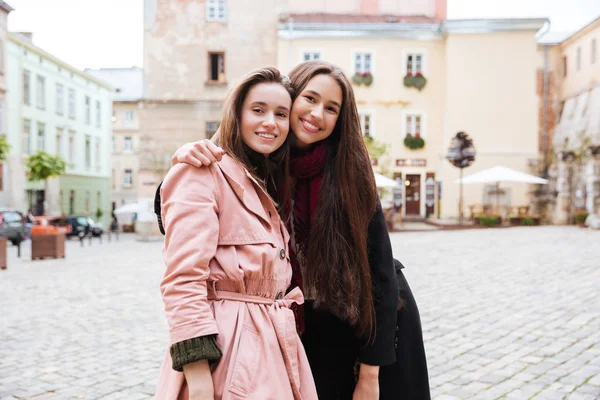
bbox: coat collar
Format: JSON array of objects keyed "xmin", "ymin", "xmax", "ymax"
[{"xmin": 215, "ymin": 154, "xmax": 271, "ymax": 224}]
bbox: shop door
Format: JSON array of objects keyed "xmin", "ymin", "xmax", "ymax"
[{"xmin": 405, "ymin": 174, "xmax": 421, "ymax": 215}]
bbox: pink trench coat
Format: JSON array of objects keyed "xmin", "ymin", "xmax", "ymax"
[{"xmin": 155, "ymin": 155, "xmax": 317, "ymax": 400}]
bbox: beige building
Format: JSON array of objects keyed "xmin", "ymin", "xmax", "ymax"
[
  {"xmin": 85, "ymin": 67, "xmax": 144, "ymax": 210},
  {"xmin": 279, "ymin": 10, "xmax": 546, "ymax": 219},
  {"xmin": 0, "ymin": 1, "xmax": 13, "ymax": 195},
  {"xmin": 541, "ymin": 17, "xmax": 600, "ymax": 223},
  {"xmin": 140, "ymin": 0, "xmax": 285, "ymax": 194}
]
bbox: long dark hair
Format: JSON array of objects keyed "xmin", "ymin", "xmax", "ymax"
[
  {"xmin": 289, "ymin": 61, "xmax": 378, "ymax": 339},
  {"xmin": 218, "ymin": 67, "xmax": 294, "ymax": 215}
]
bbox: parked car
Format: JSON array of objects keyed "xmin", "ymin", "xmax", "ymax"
[
  {"xmin": 0, "ymin": 209, "xmax": 27, "ymax": 245},
  {"xmin": 87, "ymin": 218, "xmax": 104, "ymax": 237},
  {"xmin": 48, "ymin": 216, "xmax": 91, "ymax": 238}
]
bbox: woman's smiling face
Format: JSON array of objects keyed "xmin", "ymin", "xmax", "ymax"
[{"xmin": 289, "ymin": 74, "xmax": 343, "ymax": 149}]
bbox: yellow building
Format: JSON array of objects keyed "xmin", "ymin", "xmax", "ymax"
[{"xmin": 279, "ymin": 14, "xmax": 546, "ymax": 219}]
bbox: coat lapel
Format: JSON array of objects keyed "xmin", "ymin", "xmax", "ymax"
[{"xmin": 215, "ymin": 155, "xmax": 271, "ymax": 225}]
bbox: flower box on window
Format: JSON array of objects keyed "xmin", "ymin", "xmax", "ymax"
[
  {"xmin": 403, "ymin": 134, "xmax": 425, "ymax": 150},
  {"xmin": 403, "ymin": 72, "xmax": 427, "ymax": 91},
  {"xmin": 352, "ymin": 72, "xmax": 374, "ymax": 87}
]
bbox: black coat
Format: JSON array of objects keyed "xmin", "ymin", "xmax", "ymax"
[{"xmin": 302, "ymin": 201, "xmax": 430, "ymax": 400}]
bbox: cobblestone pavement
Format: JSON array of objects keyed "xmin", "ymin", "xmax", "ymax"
[{"xmin": 0, "ymin": 227, "xmax": 599, "ymax": 400}]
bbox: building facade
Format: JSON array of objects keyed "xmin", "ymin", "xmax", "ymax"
[
  {"xmin": 540, "ymin": 17, "xmax": 600, "ymax": 223},
  {"xmin": 141, "ymin": 0, "xmax": 546, "ymax": 219},
  {"xmin": 0, "ymin": 1, "xmax": 13, "ymax": 197},
  {"xmin": 5, "ymin": 33, "xmax": 113, "ymax": 226},
  {"xmin": 279, "ymin": 12, "xmax": 545, "ymax": 219},
  {"xmin": 140, "ymin": 0, "xmax": 285, "ymax": 195},
  {"xmin": 86, "ymin": 67, "xmax": 144, "ymax": 210}
]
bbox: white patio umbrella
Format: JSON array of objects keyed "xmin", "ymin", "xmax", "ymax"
[
  {"xmin": 375, "ymin": 172, "xmax": 400, "ymax": 188},
  {"xmin": 455, "ymin": 165, "xmax": 548, "ymax": 185},
  {"xmin": 113, "ymin": 202, "xmax": 142, "ymax": 215},
  {"xmin": 455, "ymin": 166, "xmax": 548, "ymax": 214}
]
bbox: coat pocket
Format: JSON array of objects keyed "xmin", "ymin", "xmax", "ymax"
[{"xmin": 228, "ymin": 326, "xmax": 260, "ymax": 397}]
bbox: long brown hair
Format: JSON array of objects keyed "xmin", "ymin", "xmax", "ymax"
[
  {"xmin": 218, "ymin": 67, "xmax": 294, "ymax": 215},
  {"xmin": 289, "ymin": 61, "xmax": 378, "ymax": 339}
]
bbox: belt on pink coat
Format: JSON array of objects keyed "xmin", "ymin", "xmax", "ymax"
[{"xmin": 208, "ymin": 286, "xmax": 305, "ymax": 400}]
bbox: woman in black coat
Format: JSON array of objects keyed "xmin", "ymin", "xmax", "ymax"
[{"xmin": 301, "ymin": 201, "xmax": 431, "ymax": 400}]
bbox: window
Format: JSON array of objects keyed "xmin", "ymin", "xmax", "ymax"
[
  {"xmin": 85, "ymin": 190, "xmax": 90, "ymax": 212},
  {"xmin": 563, "ymin": 56, "xmax": 568, "ymax": 77},
  {"xmin": 206, "ymin": 0, "xmax": 226, "ymax": 21},
  {"xmin": 124, "ymin": 110, "xmax": 133, "ymax": 122},
  {"xmin": 354, "ymin": 53, "xmax": 372, "ymax": 74},
  {"xmin": 405, "ymin": 114, "xmax": 422, "ymax": 138},
  {"xmin": 302, "ymin": 51, "xmax": 321, "ymax": 61},
  {"xmin": 36, "ymin": 75, "xmax": 46, "ymax": 109},
  {"xmin": 124, "ymin": 169, "xmax": 133, "ymax": 187},
  {"xmin": 85, "ymin": 135, "xmax": 91, "ymax": 169},
  {"xmin": 95, "ymin": 139, "xmax": 101, "ymax": 169},
  {"xmin": 406, "ymin": 53, "xmax": 424, "ymax": 75},
  {"xmin": 112, "ymin": 110, "xmax": 116, "ymax": 123},
  {"xmin": 68, "ymin": 131, "xmax": 76, "ymax": 164},
  {"xmin": 112, "ymin": 135, "xmax": 116, "ymax": 152},
  {"xmin": 592, "ymin": 38, "xmax": 597, "ymax": 65},
  {"xmin": 95, "ymin": 101, "xmax": 101, "ymax": 127},
  {"xmin": 208, "ymin": 52, "xmax": 226, "ymax": 83},
  {"xmin": 359, "ymin": 114, "xmax": 372, "ymax": 137},
  {"xmin": 123, "ymin": 136, "xmax": 133, "ymax": 152},
  {"xmin": 56, "ymin": 128, "xmax": 64, "ymax": 157},
  {"xmin": 85, "ymin": 96, "xmax": 91, "ymax": 124},
  {"xmin": 23, "ymin": 119, "xmax": 31, "ymax": 155},
  {"xmin": 577, "ymin": 47, "xmax": 582, "ymax": 71},
  {"xmin": 205, "ymin": 121, "xmax": 220, "ymax": 139},
  {"xmin": 23, "ymin": 70, "xmax": 31, "ymax": 105},
  {"xmin": 68, "ymin": 88, "xmax": 76, "ymax": 119},
  {"xmin": 56, "ymin": 83, "xmax": 65, "ymax": 115},
  {"xmin": 37, "ymin": 123, "xmax": 45, "ymax": 151}
]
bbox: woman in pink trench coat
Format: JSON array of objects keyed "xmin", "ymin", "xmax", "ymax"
[{"xmin": 155, "ymin": 68, "xmax": 317, "ymax": 400}]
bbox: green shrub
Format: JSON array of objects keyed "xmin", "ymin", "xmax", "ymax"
[
  {"xmin": 477, "ymin": 214, "xmax": 498, "ymax": 227},
  {"xmin": 521, "ymin": 217, "xmax": 534, "ymax": 226},
  {"xmin": 574, "ymin": 211, "xmax": 589, "ymax": 225}
]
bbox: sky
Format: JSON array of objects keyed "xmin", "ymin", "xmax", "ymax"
[{"xmin": 6, "ymin": 0, "xmax": 600, "ymax": 70}]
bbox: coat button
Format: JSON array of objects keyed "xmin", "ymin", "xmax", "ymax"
[
  {"xmin": 275, "ymin": 291, "xmax": 283, "ymax": 300},
  {"xmin": 395, "ymin": 326, "xmax": 399, "ymax": 332},
  {"xmin": 279, "ymin": 249, "xmax": 286, "ymax": 260},
  {"xmin": 394, "ymin": 344, "xmax": 398, "ymax": 349}
]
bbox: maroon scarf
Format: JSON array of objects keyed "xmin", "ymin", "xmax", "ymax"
[{"xmin": 287, "ymin": 142, "xmax": 327, "ymax": 333}]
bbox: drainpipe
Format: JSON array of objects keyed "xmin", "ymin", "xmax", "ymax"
[
  {"xmin": 542, "ymin": 43, "xmax": 549, "ymax": 177},
  {"xmin": 539, "ymin": 20, "xmax": 551, "ymax": 178}
]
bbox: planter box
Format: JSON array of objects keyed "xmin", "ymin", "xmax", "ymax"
[
  {"xmin": 0, "ymin": 236, "xmax": 6, "ymax": 269},
  {"xmin": 31, "ymin": 233, "xmax": 66, "ymax": 260}
]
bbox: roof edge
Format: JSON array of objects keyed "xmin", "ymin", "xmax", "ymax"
[{"xmin": 8, "ymin": 32, "xmax": 115, "ymax": 91}]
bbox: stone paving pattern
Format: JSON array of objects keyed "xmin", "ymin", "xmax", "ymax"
[{"xmin": 0, "ymin": 226, "xmax": 599, "ymax": 399}]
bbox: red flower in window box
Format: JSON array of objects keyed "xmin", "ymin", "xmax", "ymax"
[
  {"xmin": 415, "ymin": 133, "xmax": 421, "ymax": 138},
  {"xmin": 406, "ymin": 72, "xmax": 413, "ymax": 77},
  {"xmin": 415, "ymin": 72, "xmax": 423, "ymax": 77}
]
